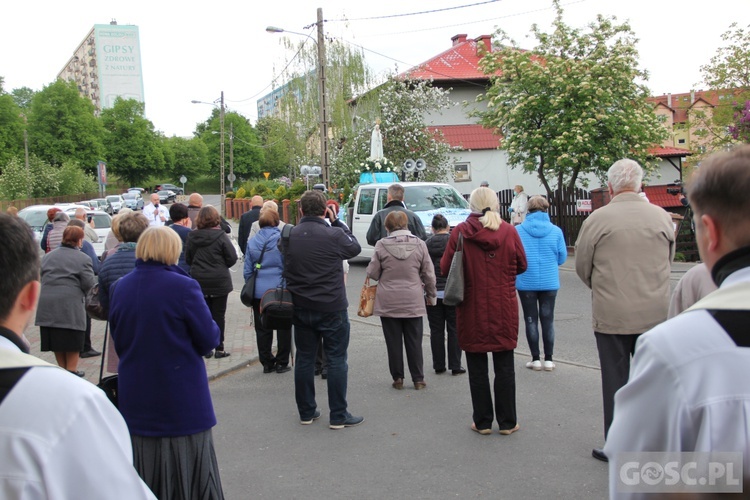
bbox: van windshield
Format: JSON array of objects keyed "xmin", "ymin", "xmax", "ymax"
[{"xmin": 403, "ymin": 186, "xmax": 470, "ymax": 212}]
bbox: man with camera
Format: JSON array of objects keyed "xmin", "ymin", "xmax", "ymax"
[{"xmin": 283, "ymin": 190, "xmax": 364, "ymax": 429}]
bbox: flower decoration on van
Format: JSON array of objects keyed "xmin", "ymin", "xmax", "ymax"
[{"xmin": 354, "ymin": 157, "xmax": 398, "ymax": 174}]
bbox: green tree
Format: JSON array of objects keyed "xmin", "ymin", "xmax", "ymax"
[
  {"xmin": 100, "ymin": 97, "xmax": 165, "ymax": 186},
  {"xmin": 0, "ymin": 82, "xmax": 25, "ymax": 171},
  {"xmin": 11, "ymin": 87, "xmax": 36, "ymax": 111},
  {"xmin": 477, "ymin": 2, "xmax": 667, "ymax": 196},
  {"xmin": 255, "ymin": 116, "xmax": 306, "ymax": 178},
  {"xmin": 162, "ymin": 135, "xmax": 210, "ymax": 179},
  {"xmin": 695, "ymin": 23, "xmax": 750, "ymax": 147},
  {"xmin": 0, "ymin": 155, "xmax": 60, "ymax": 200},
  {"xmin": 195, "ymin": 110, "xmax": 264, "ymax": 178},
  {"xmin": 27, "ymin": 79, "xmax": 104, "ymax": 172},
  {"xmin": 57, "ymin": 160, "xmax": 98, "ymax": 195},
  {"xmin": 331, "ymin": 77, "xmax": 454, "ymax": 186}
]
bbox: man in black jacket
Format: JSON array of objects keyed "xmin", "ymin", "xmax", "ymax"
[
  {"xmin": 366, "ymin": 183, "xmax": 426, "ymax": 246},
  {"xmin": 238, "ymin": 195, "xmax": 263, "ymax": 256},
  {"xmin": 284, "ymin": 190, "xmax": 364, "ymax": 429},
  {"xmin": 187, "ymin": 193, "xmax": 231, "ymax": 234}
]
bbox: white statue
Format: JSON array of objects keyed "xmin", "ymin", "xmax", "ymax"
[{"xmin": 369, "ymin": 122, "xmax": 383, "ymax": 160}]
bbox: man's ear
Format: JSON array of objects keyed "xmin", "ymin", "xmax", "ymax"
[
  {"xmin": 701, "ymin": 214, "xmax": 722, "ymax": 254},
  {"xmin": 18, "ymin": 281, "xmax": 40, "ymax": 313}
]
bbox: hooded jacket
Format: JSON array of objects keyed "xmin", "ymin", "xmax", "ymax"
[
  {"xmin": 243, "ymin": 226, "xmax": 284, "ymax": 299},
  {"xmin": 186, "ymin": 227, "xmax": 238, "ymax": 296},
  {"xmin": 441, "ymin": 214, "xmax": 527, "ymax": 353},
  {"xmin": 425, "ymin": 232, "xmax": 450, "ymax": 292},
  {"xmin": 515, "ymin": 211, "xmax": 567, "ymax": 291},
  {"xmin": 366, "ymin": 229, "xmax": 437, "ymax": 318}
]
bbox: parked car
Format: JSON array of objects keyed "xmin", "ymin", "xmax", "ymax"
[
  {"xmin": 63, "ymin": 208, "xmax": 112, "ymax": 256},
  {"xmin": 122, "ymin": 192, "xmax": 145, "ymax": 210},
  {"xmin": 76, "ymin": 200, "xmax": 98, "ymax": 210},
  {"xmin": 91, "ymin": 198, "xmax": 112, "ymax": 214},
  {"xmin": 17, "ymin": 205, "xmax": 60, "ymax": 248},
  {"xmin": 127, "ymin": 187, "xmax": 146, "ymax": 194},
  {"xmin": 155, "ymin": 183, "xmax": 184, "ymax": 195},
  {"xmin": 157, "ymin": 190, "xmax": 176, "ymax": 204},
  {"xmin": 106, "ymin": 195, "xmax": 125, "ymax": 214}
]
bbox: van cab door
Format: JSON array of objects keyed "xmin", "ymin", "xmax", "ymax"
[{"xmin": 351, "ymin": 186, "xmax": 388, "ymax": 260}]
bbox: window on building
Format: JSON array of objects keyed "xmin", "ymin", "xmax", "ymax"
[
  {"xmin": 678, "ymin": 139, "xmax": 686, "ymax": 144},
  {"xmin": 454, "ymin": 162, "xmax": 471, "ymax": 182}
]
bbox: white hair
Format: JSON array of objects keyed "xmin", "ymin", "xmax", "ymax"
[{"xmin": 607, "ymin": 159, "xmax": 643, "ymax": 194}]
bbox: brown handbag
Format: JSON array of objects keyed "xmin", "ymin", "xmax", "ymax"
[{"xmin": 357, "ymin": 277, "xmax": 377, "ymax": 317}]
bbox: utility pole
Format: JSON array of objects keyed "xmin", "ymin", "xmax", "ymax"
[
  {"xmin": 316, "ymin": 7, "xmax": 330, "ymax": 189},
  {"xmin": 220, "ymin": 91, "xmax": 225, "ymax": 216},
  {"xmin": 229, "ymin": 122, "xmax": 234, "ymax": 191}
]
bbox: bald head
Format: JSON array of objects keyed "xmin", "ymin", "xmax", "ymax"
[
  {"xmin": 189, "ymin": 193, "xmax": 203, "ymax": 207},
  {"xmin": 150, "ymin": 193, "xmax": 160, "ymax": 205},
  {"xmin": 74, "ymin": 207, "xmax": 87, "ymax": 220},
  {"xmin": 251, "ymin": 195, "xmax": 263, "ymax": 208}
]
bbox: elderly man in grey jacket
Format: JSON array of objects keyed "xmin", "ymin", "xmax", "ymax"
[{"xmin": 575, "ymin": 158, "xmax": 675, "ymax": 463}]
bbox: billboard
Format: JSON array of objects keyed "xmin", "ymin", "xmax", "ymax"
[{"xmin": 94, "ymin": 24, "xmax": 144, "ymax": 108}]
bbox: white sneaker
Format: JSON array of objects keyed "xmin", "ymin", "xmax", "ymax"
[
  {"xmin": 526, "ymin": 360, "xmax": 542, "ymax": 371},
  {"xmin": 543, "ymin": 360, "xmax": 556, "ymax": 371}
]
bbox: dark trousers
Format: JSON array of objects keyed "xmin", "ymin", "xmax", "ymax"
[
  {"xmin": 594, "ymin": 332, "xmax": 640, "ymax": 439},
  {"xmin": 426, "ymin": 300, "xmax": 462, "ymax": 371},
  {"xmin": 465, "ymin": 350, "xmax": 517, "ymax": 432},
  {"xmin": 252, "ymin": 299, "xmax": 291, "ymax": 368},
  {"xmin": 293, "ymin": 307, "xmax": 351, "ymax": 422},
  {"xmin": 82, "ymin": 315, "xmax": 93, "ymax": 352},
  {"xmin": 204, "ymin": 294, "xmax": 228, "ymax": 351},
  {"xmin": 518, "ymin": 290, "xmax": 557, "ymax": 360},
  {"xmin": 381, "ymin": 317, "xmax": 424, "ymax": 383},
  {"xmin": 315, "ymin": 338, "xmax": 327, "ymax": 372}
]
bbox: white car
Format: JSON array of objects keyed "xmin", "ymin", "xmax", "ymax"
[
  {"xmin": 106, "ymin": 195, "xmax": 125, "ymax": 214},
  {"xmin": 63, "ymin": 208, "xmax": 112, "ymax": 256},
  {"xmin": 18, "ymin": 204, "xmax": 110, "ymax": 257}
]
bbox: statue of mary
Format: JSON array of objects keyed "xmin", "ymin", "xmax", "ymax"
[{"xmin": 369, "ymin": 123, "xmax": 383, "ymax": 160}]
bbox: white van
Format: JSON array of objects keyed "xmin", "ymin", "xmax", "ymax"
[{"xmin": 349, "ymin": 182, "xmax": 471, "ymax": 260}]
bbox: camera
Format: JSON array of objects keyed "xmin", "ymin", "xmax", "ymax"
[{"xmin": 666, "ymin": 181, "xmax": 685, "ymax": 196}]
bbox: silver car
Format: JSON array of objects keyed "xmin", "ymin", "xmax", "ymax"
[{"xmin": 106, "ymin": 195, "xmax": 124, "ymax": 214}]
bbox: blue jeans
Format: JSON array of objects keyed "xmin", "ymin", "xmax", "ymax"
[
  {"xmin": 518, "ymin": 290, "xmax": 557, "ymax": 360},
  {"xmin": 293, "ymin": 307, "xmax": 351, "ymax": 423}
]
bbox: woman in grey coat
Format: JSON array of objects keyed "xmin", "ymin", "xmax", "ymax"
[
  {"xmin": 366, "ymin": 211, "xmax": 437, "ymax": 390},
  {"xmin": 35, "ymin": 225, "xmax": 96, "ymax": 376}
]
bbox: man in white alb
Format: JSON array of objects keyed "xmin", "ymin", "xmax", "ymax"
[{"xmin": 143, "ymin": 193, "xmax": 169, "ymax": 227}]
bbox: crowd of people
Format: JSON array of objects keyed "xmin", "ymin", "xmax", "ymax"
[{"xmin": 2, "ymin": 145, "xmax": 750, "ymax": 498}]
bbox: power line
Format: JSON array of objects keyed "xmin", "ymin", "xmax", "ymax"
[{"xmin": 328, "ymin": 0, "xmax": 501, "ymax": 22}]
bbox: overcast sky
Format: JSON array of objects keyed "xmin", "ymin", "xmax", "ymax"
[{"xmin": 2, "ymin": 0, "xmax": 746, "ymax": 137}]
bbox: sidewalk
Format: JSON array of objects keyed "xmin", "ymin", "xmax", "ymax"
[{"xmin": 25, "ymin": 290, "xmax": 259, "ymax": 384}]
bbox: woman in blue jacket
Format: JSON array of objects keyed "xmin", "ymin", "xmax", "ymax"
[
  {"xmin": 516, "ymin": 196, "xmax": 567, "ymax": 371},
  {"xmin": 244, "ymin": 208, "xmax": 292, "ymax": 373},
  {"xmin": 109, "ymin": 227, "xmax": 224, "ymax": 499}
]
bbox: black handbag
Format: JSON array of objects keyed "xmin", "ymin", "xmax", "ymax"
[
  {"xmin": 85, "ymin": 282, "xmax": 108, "ymax": 321},
  {"xmin": 260, "ymin": 282, "xmax": 294, "ymax": 330},
  {"xmin": 241, "ymin": 241, "xmax": 268, "ymax": 307},
  {"xmin": 96, "ymin": 322, "xmax": 118, "ymax": 408}
]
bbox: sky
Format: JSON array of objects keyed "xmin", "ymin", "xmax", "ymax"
[{"xmin": 2, "ymin": 0, "xmax": 746, "ymax": 138}]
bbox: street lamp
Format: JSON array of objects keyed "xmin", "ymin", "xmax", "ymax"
[
  {"xmin": 267, "ymin": 7, "xmax": 330, "ymax": 190},
  {"xmin": 191, "ymin": 91, "xmax": 226, "ymax": 215}
]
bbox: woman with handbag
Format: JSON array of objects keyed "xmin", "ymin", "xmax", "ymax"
[
  {"xmin": 35, "ymin": 225, "xmax": 95, "ymax": 377},
  {"xmin": 508, "ymin": 185, "xmax": 529, "ymax": 225},
  {"xmin": 366, "ymin": 211, "xmax": 437, "ymax": 390},
  {"xmin": 186, "ymin": 206, "xmax": 238, "ymax": 359},
  {"xmin": 109, "ymin": 227, "xmax": 224, "ymax": 499},
  {"xmin": 244, "ymin": 208, "xmax": 292, "ymax": 373},
  {"xmin": 441, "ymin": 187, "xmax": 527, "ymax": 435}
]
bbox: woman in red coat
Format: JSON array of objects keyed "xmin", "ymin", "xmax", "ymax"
[{"xmin": 441, "ymin": 187, "xmax": 527, "ymax": 435}]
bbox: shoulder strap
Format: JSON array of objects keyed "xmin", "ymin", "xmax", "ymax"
[
  {"xmin": 456, "ymin": 232, "xmax": 463, "ymax": 252},
  {"xmin": 256, "ymin": 241, "xmax": 269, "ymax": 268}
]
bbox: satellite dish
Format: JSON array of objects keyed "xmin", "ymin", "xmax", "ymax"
[
  {"xmin": 300, "ymin": 165, "xmax": 311, "ymax": 176},
  {"xmin": 311, "ymin": 166, "xmax": 322, "ymax": 175},
  {"xmin": 415, "ymin": 158, "xmax": 427, "ymax": 171},
  {"xmin": 403, "ymin": 159, "xmax": 416, "ymax": 172}
]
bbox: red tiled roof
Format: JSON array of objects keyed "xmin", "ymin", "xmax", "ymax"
[
  {"xmin": 643, "ymin": 185, "xmax": 685, "ymax": 208},
  {"xmin": 402, "ymin": 34, "xmax": 498, "ymax": 82},
  {"xmin": 648, "ymin": 146, "xmax": 692, "ymax": 157},
  {"xmin": 429, "ymin": 124, "xmax": 502, "ymax": 150},
  {"xmin": 648, "ymin": 89, "xmax": 741, "ymax": 123}
]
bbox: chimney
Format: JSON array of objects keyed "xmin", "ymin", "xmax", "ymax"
[
  {"xmin": 451, "ymin": 34, "xmax": 468, "ymax": 47},
  {"xmin": 690, "ymin": 90, "xmax": 695, "ymax": 104},
  {"xmin": 667, "ymin": 93, "xmax": 671, "ymax": 107},
  {"xmin": 474, "ymin": 35, "xmax": 493, "ymax": 56}
]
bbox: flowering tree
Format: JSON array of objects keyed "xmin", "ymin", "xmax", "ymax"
[
  {"xmin": 477, "ymin": 1, "xmax": 667, "ymax": 196},
  {"xmin": 332, "ymin": 77, "xmax": 454, "ymax": 186}
]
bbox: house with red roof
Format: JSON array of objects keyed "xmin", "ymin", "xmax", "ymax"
[{"xmin": 402, "ymin": 34, "xmax": 692, "ymax": 198}]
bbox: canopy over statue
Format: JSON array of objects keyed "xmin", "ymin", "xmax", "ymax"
[{"xmin": 369, "ymin": 123, "xmax": 383, "ymax": 160}]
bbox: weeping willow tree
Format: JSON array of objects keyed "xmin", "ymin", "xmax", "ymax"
[{"xmin": 271, "ymin": 35, "xmax": 376, "ymax": 177}]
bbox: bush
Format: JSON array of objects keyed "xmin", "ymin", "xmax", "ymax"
[
  {"xmin": 225, "ymin": 191, "xmax": 236, "ymax": 199},
  {"xmin": 235, "ymin": 187, "xmax": 247, "ymax": 199}
]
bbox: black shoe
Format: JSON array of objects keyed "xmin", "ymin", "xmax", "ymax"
[
  {"xmin": 592, "ymin": 448, "xmax": 608, "ymax": 462},
  {"xmin": 451, "ymin": 367, "xmax": 467, "ymax": 375},
  {"xmin": 263, "ymin": 364, "xmax": 276, "ymax": 373},
  {"xmin": 435, "ymin": 368, "xmax": 447, "ymax": 374},
  {"xmin": 276, "ymin": 365, "xmax": 291, "ymax": 374},
  {"xmin": 204, "ymin": 351, "xmax": 214, "ymax": 359},
  {"xmin": 214, "ymin": 351, "xmax": 230, "ymax": 359},
  {"xmin": 80, "ymin": 349, "xmax": 101, "ymax": 359},
  {"xmin": 68, "ymin": 370, "xmax": 85, "ymax": 377}
]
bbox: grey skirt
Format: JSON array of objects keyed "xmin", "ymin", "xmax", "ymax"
[{"xmin": 131, "ymin": 429, "xmax": 224, "ymax": 500}]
